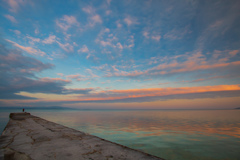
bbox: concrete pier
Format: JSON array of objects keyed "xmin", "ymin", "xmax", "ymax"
[{"xmin": 0, "ymin": 113, "xmax": 164, "ymax": 160}]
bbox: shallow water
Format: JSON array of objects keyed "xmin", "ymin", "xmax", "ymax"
[{"xmin": 1, "ymin": 109, "xmax": 240, "ymax": 160}]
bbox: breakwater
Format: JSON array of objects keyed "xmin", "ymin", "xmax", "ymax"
[{"xmin": 0, "ymin": 113, "xmax": 164, "ymax": 160}]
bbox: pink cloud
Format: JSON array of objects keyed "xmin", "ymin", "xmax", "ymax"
[
  {"xmin": 124, "ymin": 16, "xmax": 138, "ymax": 26},
  {"xmin": 66, "ymin": 74, "xmax": 85, "ymax": 79},
  {"xmin": 105, "ymin": 50, "xmax": 240, "ymax": 78},
  {"xmin": 6, "ymin": 39, "xmax": 46, "ymax": 56},
  {"xmin": 40, "ymin": 77, "xmax": 71, "ymax": 83},
  {"xmin": 78, "ymin": 45, "xmax": 89, "ymax": 53},
  {"xmin": 57, "ymin": 73, "xmax": 64, "ymax": 77},
  {"xmin": 99, "ymin": 40, "xmax": 112, "ymax": 47},
  {"xmin": 82, "ymin": 6, "xmax": 95, "ymax": 14},
  {"xmin": 151, "ymin": 35, "xmax": 161, "ymax": 41},
  {"xmin": 6, "ymin": 0, "xmax": 25, "ymax": 12},
  {"xmin": 10, "ymin": 29, "xmax": 21, "ymax": 35},
  {"xmin": 56, "ymin": 15, "xmax": 80, "ymax": 31},
  {"xmin": 4, "ymin": 14, "xmax": 17, "ymax": 23},
  {"xmin": 91, "ymin": 14, "xmax": 102, "ymax": 24},
  {"xmin": 86, "ymin": 69, "xmax": 99, "ymax": 78},
  {"xmin": 143, "ymin": 31, "xmax": 149, "ymax": 38},
  {"xmin": 42, "ymin": 35, "xmax": 56, "ymax": 44},
  {"xmin": 48, "ymin": 84, "xmax": 240, "ymax": 103},
  {"xmin": 229, "ymin": 50, "xmax": 239, "ymax": 57},
  {"xmin": 56, "ymin": 41, "xmax": 74, "ymax": 52}
]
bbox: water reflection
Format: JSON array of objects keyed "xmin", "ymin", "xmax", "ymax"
[
  {"xmin": 26, "ymin": 110, "xmax": 240, "ymax": 160},
  {"xmin": 35, "ymin": 110, "xmax": 240, "ymax": 138}
]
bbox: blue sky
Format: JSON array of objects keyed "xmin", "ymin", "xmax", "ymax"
[{"xmin": 0, "ymin": 0, "xmax": 240, "ymax": 109}]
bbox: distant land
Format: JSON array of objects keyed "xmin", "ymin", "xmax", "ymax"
[
  {"xmin": 235, "ymin": 107, "xmax": 240, "ymax": 109},
  {"xmin": 0, "ymin": 106, "xmax": 79, "ymax": 110}
]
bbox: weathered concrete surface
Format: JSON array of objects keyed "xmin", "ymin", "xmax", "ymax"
[{"xmin": 0, "ymin": 113, "xmax": 164, "ymax": 160}]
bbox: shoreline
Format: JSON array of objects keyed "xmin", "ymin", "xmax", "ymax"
[{"xmin": 0, "ymin": 113, "xmax": 164, "ymax": 160}]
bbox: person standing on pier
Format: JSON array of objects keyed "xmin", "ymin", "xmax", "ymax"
[{"xmin": 22, "ymin": 108, "xmax": 25, "ymax": 112}]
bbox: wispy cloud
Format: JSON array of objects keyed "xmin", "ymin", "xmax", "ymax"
[
  {"xmin": 86, "ymin": 69, "xmax": 99, "ymax": 78},
  {"xmin": 56, "ymin": 41, "xmax": 74, "ymax": 52},
  {"xmin": 164, "ymin": 26, "xmax": 190, "ymax": 40},
  {"xmin": 38, "ymin": 84, "xmax": 240, "ymax": 104},
  {"xmin": 6, "ymin": 39, "xmax": 46, "ymax": 56},
  {"xmin": 57, "ymin": 73, "xmax": 64, "ymax": 77},
  {"xmin": 0, "ymin": 42, "xmax": 56, "ymax": 99},
  {"xmin": 151, "ymin": 35, "xmax": 161, "ymax": 41},
  {"xmin": 66, "ymin": 74, "xmax": 84, "ymax": 80},
  {"xmin": 143, "ymin": 31, "xmax": 161, "ymax": 41},
  {"xmin": 82, "ymin": 6, "xmax": 95, "ymax": 15},
  {"xmin": 82, "ymin": 6, "xmax": 102, "ymax": 27},
  {"xmin": 42, "ymin": 35, "xmax": 56, "ymax": 44},
  {"xmin": 116, "ymin": 20, "xmax": 122, "ymax": 28},
  {"xmin": 105, "ymin": 50, "xmax": 240, "ymax": 78},
  {"xmin": 26, "ymin": 35, "xmax": 40, "ymax": 45},
  {"xmin": 5, "ymin": 0, "xmax": 25, "ymax": 12},
  {"xmin": 56, "ymin": 15, "xmax": 80, "ymax": 31},
  {"xmin": 9, "ymin": 29, "xmax": 21, "ymax": 35},
  {"xmin": 34, "ymin": 28, "xmax": 39, "ymax": 34},
  {"xmin": 40, "ymin": 77, "xmax": 71, "ymax": 83},
  {"xmin": 124, "ymin": 16, "xmax": 138, "ymax": 26},
  {"xmin": 78, "ymin": 45, "xmax": 89, "ymax": 53},
  {"xmin": 4, "ymin": 14, "xmax": 17, "ymax": 23}
]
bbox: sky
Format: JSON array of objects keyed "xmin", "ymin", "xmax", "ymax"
[{"xmin": 0, "ymin": 0, "xmax": 240, "ymax": 109}]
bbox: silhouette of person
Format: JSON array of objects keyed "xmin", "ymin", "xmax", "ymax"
[{"xmin": 23, "ymin": 108, "xmax": 25, "ymax": 112}]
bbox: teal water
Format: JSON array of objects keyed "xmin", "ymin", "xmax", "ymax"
[{"xmin": 1, "ymin": 109, "xmax": 240, "ymax": 160}]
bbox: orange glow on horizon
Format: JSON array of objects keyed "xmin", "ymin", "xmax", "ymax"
[{"xmin": 15, "ymin": 84, "xmax": 240, "ymax": 104}]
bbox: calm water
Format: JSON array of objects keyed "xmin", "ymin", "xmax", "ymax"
[{"xmin": 1, "ymin": 109, "xmax": 240, "ymax": 160}]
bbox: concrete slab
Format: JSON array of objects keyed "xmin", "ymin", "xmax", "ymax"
[{"xmin": 0, "ymin": 113, "xmax": 164, "ymax": 160}]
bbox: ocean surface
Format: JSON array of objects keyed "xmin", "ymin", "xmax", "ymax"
[{"xmin": 0, "ymin": 109, "xmax": 240, "ymax": 160}]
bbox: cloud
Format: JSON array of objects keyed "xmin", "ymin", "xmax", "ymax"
[
  {"xmin": 56, "ymin": 41, "xmax": 74, "ymax": 52},
  {"xmin": 99, "ymin": 40, "xmax": 112, "ymax": 47},
  {"xmin": 164, "ymin": 26, "xmax": 190, "ymax": 40},
  {"xmin": 42, "ymin": 35, "xmax": 56, "ymax": 44},
  {"xmin": 116, "ymin": 20, "xmax": 122, "ymax": 28},
  {"xmin": 34, "ymin": 28, "xmax": 39, "ymax": 34},
  {"xmin": 0, "ymin": 41, "xmax": 96, "ymax": 100},
  {"xmin": 6, "ymin": 39, "xmax": 46, "ymax": 56},
  {"xmin": 40, "ymin": 77, "xmax": 71, "ymax": 83},
  {"xmin": 86, "ymin": 69, "xmax": 99, "ymax": 78},
  {"xmin": 66, "ymin": 74, "xmax": 85, "ymax": 80},
  {"xmin": 82, "ymin": 6, "xmax": 102, "ymax": 27},
  {"xmin": 143, "ymin": 30, "xmax": 161, "ymax": 41},
  {"xmin": 151, "ymin": 35, "xmax": 161, "ymax": 41},
  {"xmin": 62, "ymin": 88, "xmax": 94, "ymax": 94},
  {"xmin": 56, "ymin": 15, "xmax": 80, "ymax": 31},
  {"xmin": 90, "ymin": 14, "xmax": 102, "ymax": 25},
  {"xmin": 229, "ymin": 50, "xmax": 239, "ymax": 57},
  {"xmin": 82, "ymin": 6, "xmax": 95, "ymax": 14},
  {"xmin": 0, "ymin": 42, "xmax": 58, "ymax": 99},
  {"xmin": 106, "ymin": 0, "xmax": 111, "ymax": 5},
  {"xmin": 57, "ymin": 73, "xmax": 64, "ymax": 77},
  {"xmin": 117, "ymin": 42, "xmax": 123, "ymax": 50},
  {"xmin": 194, "ymin": 1, "xmax": 240, "ymax": 50},
  {"xmin": 4, "ymin": 14, "xmax": 17, "ymax": 23},
  {"xmin": 105, "ymin": 50, "xmax": 240, "ymax": 78},
  {"xmin": 40, "ymin": 84, "xmax": 240, "ymax": 104},
  {"xmin": 10, "ymin": 29, "xmax": 21, "ymax": 35},
  {"xmin": 5, "ymin": 0, "xmax": 25, "ymax": 12},
  {"xmin": 105, "ymin": 10, "xmax": 112, "ymax": 15},
  {"xmin": 78, "ymin": 45, "xmax": 89, "ymax": 53},
  {"xmin": 26, "ymin": 35, "xmax": 40, "ymax": 45},
  {"xmin": 143, "ymin": 31, "xmax": 149, "ymax": 38},
  {"xmin": 124, "ymin": 16, "xmax": 138, "ymax": 26}
]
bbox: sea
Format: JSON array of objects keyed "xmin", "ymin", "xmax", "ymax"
[{"xmin": 0, "ymin": 109, "xmax": 240, "ymax": 160}]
